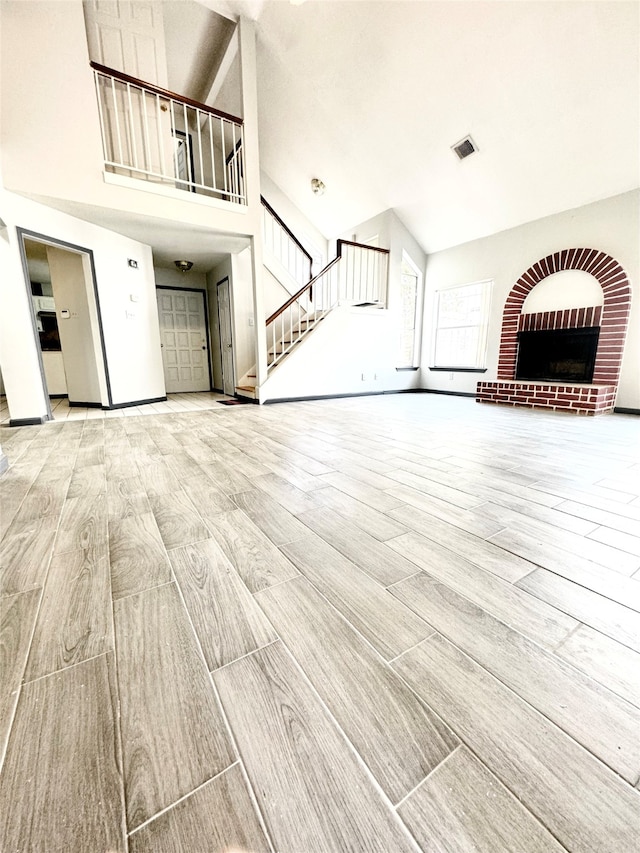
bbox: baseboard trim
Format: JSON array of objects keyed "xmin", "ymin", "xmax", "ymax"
[
  {"xmin": 422, "ymin": 389, "xmax": 477, "ymax": 398},
  {"xmin": 263, "ymin": 389, "xmax": 424, "ymax": 405},
  {"xmin": 49, "ymin": 394, "xmax": 68, "ymax": 400},
  {"xmin": 8, "ymin": 416, "xmax": 49, "ymax": 426},
  {"xmin": 69, "ymin": 400, "xmax": 103, "ymax": 408},
  {"xmin": 614, "ymin": 407, "xmax": 640, "ymax": 415},
  {"xmin": 102, "ymin": 396, "xmax": 168, "ymax": 410}
]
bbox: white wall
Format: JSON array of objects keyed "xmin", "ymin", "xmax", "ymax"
[
  {"xmin": 154, "ymin": 267, "xmax": 208, "ymax": 292},
  {"xmin": 261, "ymin": 172, "xmax": 329, "ymax": 271},
  {"xmin": 421, "ymin": 190, "xmax": 640, "ymax": 409},
  {"xmin": 260, "ymin": 305, "xmax": 422, "ymax": 402},
  {"xmin": 0, "ymin": 188, "xmax": 165, "ymax": 421}
]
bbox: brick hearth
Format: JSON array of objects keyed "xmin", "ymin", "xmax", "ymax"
[
  {"xmin": 476, "ymin": 381, "xmax": 617, "ymax": 416},
  {"xmin": 478, "ymin": 248, "xmax": 631, "ymax": 416}
]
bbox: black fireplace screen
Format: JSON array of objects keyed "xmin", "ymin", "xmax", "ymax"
[{"xmin": 516, "ymin": 326, "xmax": 600, "ymax": 383}]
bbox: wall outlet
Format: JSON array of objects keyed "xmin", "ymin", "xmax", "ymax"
[{"xmin": 248, "ymin": 317, "xmax": 254, "ymax": 326}]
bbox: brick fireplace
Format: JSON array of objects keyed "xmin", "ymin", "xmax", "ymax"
[{"xmin": 477, "ymin": 248, "xmax": 631, "ymax": 415}]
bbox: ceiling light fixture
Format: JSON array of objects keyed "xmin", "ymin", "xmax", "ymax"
[
  {"xmin": 311, "ymin": 178, "xmax": 326, "ymax": 196},
  {"xmin": 174, "ymin": 260, "xmax": 194, "ymax": 272}
]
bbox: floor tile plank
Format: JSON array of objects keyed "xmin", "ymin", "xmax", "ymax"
[
  {"xmin": 315, "ymin": 471, "xmax": 404, "ymax": 512},
  {"xmin": 170, "ymin": 538, "xmax": 277, "ymax": 670},
  {"xmin": 114, "ymin": 582, "xmax": 235, "ymax": 831},
  {"xmin": 149, "ymin": 491, "xmax": 210, "ymax": 550},
  {"xmin": 213, "ymin": 641, "xmax": 420, "ymax": 853},
  {"xmin": 517, "ymin": 569, "xmax": 640, "ymax": 653},
  {"xmin": 298, "ymin": 506, "xmax": 419, "ymax": 586},
  {"xmin": 387, "ymin": 531, "xmax": 576, "ymax": 648},
  {"xmin": 397, "ymin": 745, "xmax": 566, "ymax": 853},
  {"xmin": 109, "ymin": 511, "xmax": 172, "ymax": 600},
  {"xmin": 385, "ymin": 483, "xmax": 505, "ymax": 538},
  {"xmin": 281, "ymin": 533, "xmax": 433, "ymax": 659},
  {"xmin": 0, "ymin": 588, "xmax": 41, "ymax": 769},
  {"xmin": 387, "ymin": 507, "xmax": 533, "ymax": 582},
  {"xmin": 53, "ymin": 493, "xmax": 108, "ymax": 555},
  {"xmin": 256, "ymin": 576, "xmax": 458, "ymax": 803},
  {"xmin": 0, "ymin": 654, "xmax": 125, "ymax": 852},
  {"xmin": 24, "ymin": 543, "xmax": 113, "ymax": 682},
  {"xmin": 390, "ymin": 572, "xmax": 640, "ymax": 783},
  {"xmin": 128, "ymin": 764, "xmax": 270, "ymax": 853},
  {"xmin": 231, "ymin": 488, "xmax": 309, "ymax": 546},
  {"xmin": 393, "ymin": 634, "xmax": 640, "ymax": 853},
  {"xmin": 204, "ymin": 509, "xmax": 300, "ymax": 592},
  {"xmin": 491, "ymin": 528, "xmax": 640, "ymax": 611},
  {"xmin": 555, "ymin": 624, "xmax": 640, "ymax": 708},
  {"xmin": 312, "ymin": 484, "xmax": 409, "ymax": 541},
  {"xmin": 0, "ymin": 515, "xmax": 59, "ymax": 595}
]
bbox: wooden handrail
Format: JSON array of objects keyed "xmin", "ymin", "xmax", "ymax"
[
  {"xmin": 261, "ymin": 196, "xmax": 313, "ymax": 269},
  {"xmin": 266, "ymin": 257, "xmax": 341, "ymax": 326},
  {"xmin": 90, "ymin": 61, "xmax": 244, "ymax": 125},
  {"xmin": 337, "ymin": 239, "xmax": 390, "ymax": 255},
  {"xmin": 265, "ymin": 240, "xmax": 389, "ymax": 326}
]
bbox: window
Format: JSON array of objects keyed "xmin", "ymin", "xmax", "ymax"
[
  {"xmin": 432, "ymin": 280, "xmax": 492, "ymax": 369},
  {"xmin": 398, "ymin": 253, "xmax": 422, "ymax": 367}
]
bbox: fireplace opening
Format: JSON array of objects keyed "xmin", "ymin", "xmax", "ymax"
[{"xmin": 516, "ymin": 326, "xmax": 600, "ymax": 383}]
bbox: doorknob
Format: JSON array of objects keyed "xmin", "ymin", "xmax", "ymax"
[
  {"xmin": 202, "ymin": 346, "xmax": 206, "ymax": 350},
  {"xmin": 226, "ymin": 344, "xmax": 232, "ymax": 348}
]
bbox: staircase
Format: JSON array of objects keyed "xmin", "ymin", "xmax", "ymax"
[{"xmin": 236, "ymin": 201, "xmax": 389, "ymax": 400}]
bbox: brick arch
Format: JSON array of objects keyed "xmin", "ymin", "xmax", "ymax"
[{"xmin": 497, "ymin": 248, "xmax": 631, "ymax": 386}]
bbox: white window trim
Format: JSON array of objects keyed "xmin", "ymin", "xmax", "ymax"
[
  {"xmin": 431, "ymin": 279, "xmax": 492, "ymax": 370},
  {"xmin": 397, "ymin": 250, "xmax": 424, "ymax": 369}
]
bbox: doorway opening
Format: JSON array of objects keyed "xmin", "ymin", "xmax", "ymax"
[{"xmin": 18, "ymin": 231, "xmax": 109, "ymax": 418}]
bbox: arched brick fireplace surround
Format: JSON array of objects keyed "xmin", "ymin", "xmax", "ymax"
[{"xmin": 477, "ymin": 248, "xmax": 631, "ymax": 415}]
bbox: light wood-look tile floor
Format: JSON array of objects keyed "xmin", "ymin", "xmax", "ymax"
[{"xmin": 1, "ymin": 393, "xmax": 640, "ymax": 851}]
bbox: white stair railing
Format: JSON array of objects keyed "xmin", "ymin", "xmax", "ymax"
[
  {"xmin": 91, "ymin": 62, "xmax": 246, "ymax": 204},
  {"xmin": 262, "ymin": 197, "xmax": 313, "ymax": 289},
  {"xmin": 265, "ymin": 241, "xmax": 389, "ymax": 372},
  {"xmin": 338, "ymin": 240, "xmax": 389, "ymax": 305}
]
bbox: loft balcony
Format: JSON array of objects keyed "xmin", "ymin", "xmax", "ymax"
[{"xmin": 91, "ymin": 62, "xmax": 246, "ymax": 206}]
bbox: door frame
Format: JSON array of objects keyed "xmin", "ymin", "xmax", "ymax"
[
  {"xmin": 216, "ymin": 276, "xmax": 236, "ymax": 396},
  {"xmin": 156, "ymin": 285, "xmax": 214, "ymax": 392},
  {"xmin": 17, "ymin": 228, "xmax": 113, "ymax": 420}
]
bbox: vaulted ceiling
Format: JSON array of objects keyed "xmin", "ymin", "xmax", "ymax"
[{"xmin": 206, "ymin": 0, "xmax": 639, "ymax": 254}]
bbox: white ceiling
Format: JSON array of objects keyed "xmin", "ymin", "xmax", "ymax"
[{"xmin": 215, "ymin": 0, "xmax": 639, "ymax": 253}]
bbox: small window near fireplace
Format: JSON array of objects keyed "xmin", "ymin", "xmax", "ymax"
[{"xmin": 516, "ymin": 326, "xmax": 600, "ymax": 383}]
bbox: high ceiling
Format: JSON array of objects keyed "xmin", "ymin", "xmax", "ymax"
[{"xmin": 209, "ymin": 0, "xmax": 640, "ymax": 253}]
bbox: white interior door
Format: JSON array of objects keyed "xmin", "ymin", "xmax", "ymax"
[
  {"xmin": 84, "ymin": 0, "xmax": 173, "ymax": 179},
  {"xmin": 157, "ymin": 289, "xmax": 210, "ymax": 393},
  {"xmin": 83, "ymin": 0, "xmax": 168, "ymax": 85},
  {"xmin": 217, "ymin": 278, "xmax": 235, "ymax": 396}
]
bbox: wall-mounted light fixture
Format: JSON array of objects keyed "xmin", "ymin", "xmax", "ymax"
[
  {"xmin": 174, "ymin": 260, "xmax": 194, "ymax": 272},
  {"xmin": 311, "ymin": 178, "xmax": 326, "ymax": 196}
]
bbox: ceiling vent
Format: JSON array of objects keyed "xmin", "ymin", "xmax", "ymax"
[{"xmin": 451, "ymin": 136, "xmax": 478, "ymax": 160}]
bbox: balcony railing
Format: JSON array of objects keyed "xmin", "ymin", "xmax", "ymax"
[{"xmin": 91, "ymin": 62, "xmax": 246, "ymax": 205}]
